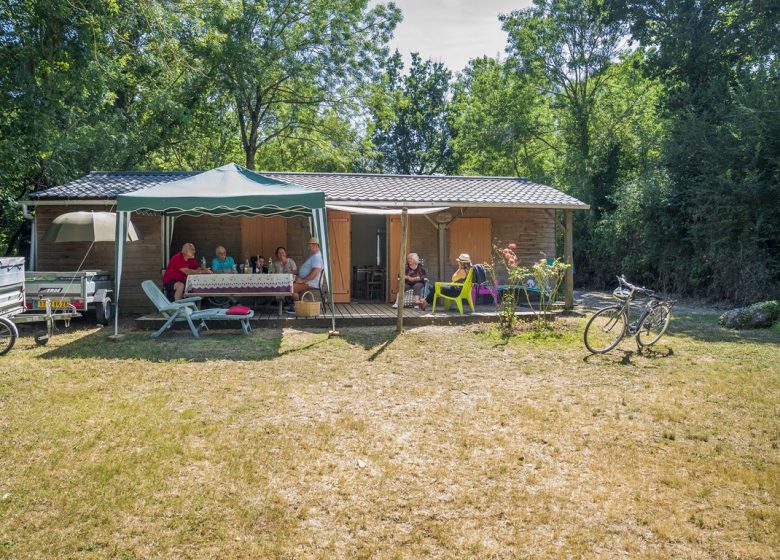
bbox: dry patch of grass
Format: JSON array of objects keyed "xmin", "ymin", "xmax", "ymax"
[{"xmin": 0, "ymin": 313, "xmax": 778, "ymax": 558}]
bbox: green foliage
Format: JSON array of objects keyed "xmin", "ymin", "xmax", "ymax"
[
  {"xmin": 451, "ymin": 56, "xmax": 555, "ymax": 179},
  {"xmin": 488, "ymin": 244, "xmax": 570, "ymax": 335},
  {"xmin": 193, "ymin": 0, "xmax": 400, "ymax": 170},
  {"xmin": 368, "ymin": 51, "xmax": 457, "ymax": 174}
]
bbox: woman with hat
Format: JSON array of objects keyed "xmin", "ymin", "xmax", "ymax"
[{"xmin": 425, "ymin": 253, "xmax": 472, "ymax": 305}]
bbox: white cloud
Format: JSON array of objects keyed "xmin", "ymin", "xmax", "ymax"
[{"xmin": 371, "ymin": 0, "xmax": 532, "ymax": 72}]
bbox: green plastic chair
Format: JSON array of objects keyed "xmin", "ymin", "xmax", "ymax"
[
  {"xmin": 432, "ymin": 268, "xmax": 475, "ymax": 314},
  {"xmin": 141, "ymin": 280, "xmax": 253, "ymax": 338}
]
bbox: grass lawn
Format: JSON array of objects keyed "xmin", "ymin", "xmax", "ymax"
[{"xmin": 1, "ymin": 312, "xmax": 778, "ymax": 558}]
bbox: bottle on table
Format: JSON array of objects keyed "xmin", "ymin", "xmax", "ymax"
[
  {"xmin": 200, "ymin": 257, "xmax": 206, "ymax": 269},
  {"xmin": 244, "ymin": 258, "xmax": 251, "ymax": 274}
]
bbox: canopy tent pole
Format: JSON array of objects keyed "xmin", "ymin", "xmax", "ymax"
[
  {"xmin": 311, "ymin": 208, "xmax": 337, "ymax": 334},
  {"xmin": 396, "ymin": 208, "xmax": 408, "ymax": 333},
  {"xmin": 112, "ymin": 211, "xmax": 129, "ymax": 337},
  {"xmin": 161, "ymin": 215, "xmax": 175, "ymax": 268}
]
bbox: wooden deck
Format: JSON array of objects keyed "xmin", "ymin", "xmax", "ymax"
[{"xmin": 135, "ymin": 301, "xmax": 539, "ymax": 330}]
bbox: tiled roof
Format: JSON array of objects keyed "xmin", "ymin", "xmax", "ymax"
[{"xmin": 27, "ymin": 170, "xmax": 588, "ymax": 209}]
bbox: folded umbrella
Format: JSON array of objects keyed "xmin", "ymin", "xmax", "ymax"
[{"xmin": 42, "ymin": 211, "xmax": 142, "ymax": 243}]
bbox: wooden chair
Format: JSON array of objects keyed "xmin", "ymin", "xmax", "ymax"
[
  {"xmin": 366, "ymin": 267, "xmax": 384, "ymax": 302},
  {"xmin": 432, "ymin": 268, "xmax": 475, "ymax": 314}
]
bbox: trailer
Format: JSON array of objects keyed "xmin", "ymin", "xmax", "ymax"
[
  {"xmin": 0, "ymin": 257, "xmax": 25, "ymax": 355},
  {"xmin": 24, "ymin": 270, "xmax": 112, "ymax": 325},
  {"xmin": 1, "ymin": 258, "xmax": 84, "ymax": 353}
]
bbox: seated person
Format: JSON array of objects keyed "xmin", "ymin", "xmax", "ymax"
[
  {"xmin": 211, "ymin": 246, "xmax": 236, "ymax": 273},
  {"xmin": 290, "ymin": 237, "xmax": 323, "ymax": 306},
  {"xmin": 163, "ymin": 243, "xmax": 212, "ymax": 300},
  {"xmin": 397, "ymin": 252, "xmax": 427, "ymax": 310},
  {"xmin": 426, "ymin": 253, "xmax": 471, "ymax": 304},
  {"xmin": 272, "ymin": 246, "xmax": 297, "ymax": 275},
  {"xmin": 251, "ymin": 255, "xmax": 268, "ymax": 274}
]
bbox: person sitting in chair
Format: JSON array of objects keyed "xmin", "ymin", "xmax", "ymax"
[
  {"xmin": 289, "ymin": 237, "xmax": 323, "ymax": 310},
  {"xmin": 402, "ymin": 252, "xmax": 427, "ymax": 310},
  {"xmin": 426, "ymin": 253, "xmax": 471, "ymax": 305},
  {"xmin": 211, "ymin": 246, "xmax": 236, "ymax": 273},
  {"xmin": 163, "ymin": 243, "xmax": 212, "ymax": 301},
  {"xmin": 272, "ymin": 246, "xmax": 297, "ymax": 275},
  {"xmin": 251, "ymin": 255, "xmax": 268, "ymax": 273}
]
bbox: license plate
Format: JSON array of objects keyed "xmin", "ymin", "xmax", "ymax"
[{"xmin": 36, "ymin": 299, "xmax": 71, "ymax": 309}]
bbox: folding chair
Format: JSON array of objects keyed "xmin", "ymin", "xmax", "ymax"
[{"xmin": 141, "ymin": 280, "xmax": 253, "ymax": 338}]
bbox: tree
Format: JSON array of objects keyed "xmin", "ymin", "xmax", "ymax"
[
  {"xmin": 615, "ymin": 0, "xmax": 780, "ymax": 300},
  {"xmin": 194, "ymin": 0, "xmax": 400, "ymax": 170},
  {"xmin": 501, "ymin": 0, "xmax": 629, "ymax": 206},
  {"xmin": 0, "ymin": 0, "xmax": 211, "ymax": 254},
  {"xmin": 368, "ymin": 51, "xmax": 457, "ymax": 175},
  {"xmin": 451, "ymin": 56, "xmax": 556, "ymax": 180}
]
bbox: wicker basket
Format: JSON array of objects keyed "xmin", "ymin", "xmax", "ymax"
[{"xmin": 294, "ymin": 291, "xmax": 320, "ymax": 317}]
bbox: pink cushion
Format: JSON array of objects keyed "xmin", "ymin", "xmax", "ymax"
[{"xmin": 226, "ymin": 305, "xmax": 252, "ymax": 315}]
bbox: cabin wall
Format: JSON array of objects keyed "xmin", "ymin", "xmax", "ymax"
[
  {"xmin": 407, "ymin": 207, "xmax": 556, "ymax": 284},
  {"xmin": 34, "ymin": 204, "xmax": 556, "ymax": 312}
]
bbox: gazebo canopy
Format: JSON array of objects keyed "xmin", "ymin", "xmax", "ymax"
[
  {"xmin": 112, "ymin": 163, "xmax": 334, "ymax": 336},
  {"xmin": 116, "ymin": 163, "xmax": 325, "ymax": 216}
]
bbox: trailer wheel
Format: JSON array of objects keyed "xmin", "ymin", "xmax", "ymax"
[
  {"xmin": 96, "ymin": 298, "xmax": 111, "ymax": 326},
  {"xmin": 0, "ymin": 317, "xmax": 18, "ymax": 356}
]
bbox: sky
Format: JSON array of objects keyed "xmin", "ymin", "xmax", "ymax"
[{"xmin": 370, "ymin": 0, "xmax": 533, "ymax": 72}]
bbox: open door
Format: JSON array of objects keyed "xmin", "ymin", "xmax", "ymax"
[
  {"xmin": 388, "ymin": 215, "xmax": 412, "ymax": 303},
  {"xmin": 327, "ymin": 210, "xmax": 351, "ymax": 303}
]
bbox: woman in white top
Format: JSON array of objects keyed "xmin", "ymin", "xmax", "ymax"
[{"xmin": 273, "ymin": 246, "xmax": 297, "ymax": 275}]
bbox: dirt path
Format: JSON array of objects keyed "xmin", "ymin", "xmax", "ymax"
[{"xmin": 574, "ymin": 289, "xmax": 724, "ymax": 315}]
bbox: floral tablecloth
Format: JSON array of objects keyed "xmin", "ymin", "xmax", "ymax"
[{"xmin": 185, "ymin": 273, "xmax": 293, "ymax": 295}]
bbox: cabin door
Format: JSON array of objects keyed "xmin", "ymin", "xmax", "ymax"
[
  {"xmin": 240, "ymin": 216, "xmax": 288, "ymax": 266},
  {"xmin": 327, "ymin": 210, "xmax": 351, "ymax": 303},
  {"xmin": 387, "ymin": 215, "xmax": 412, "ymax": 303}
]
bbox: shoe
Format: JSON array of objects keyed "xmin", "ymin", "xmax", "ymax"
[
  {"xmin": 286, "ymin": 306, "xmax": 296, "ymax": 314},
  {"xmin": 392, "ymin": 301, "xmax": 398, "ymax": 309}
]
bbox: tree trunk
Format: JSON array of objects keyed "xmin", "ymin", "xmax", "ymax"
[{"xmin": 245, "ymin": 147, "xmax": 256, "ymax": 170}]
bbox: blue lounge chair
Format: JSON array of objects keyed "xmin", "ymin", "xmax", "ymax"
[{"xmin": 141, "ymin": 280, "xmax": 253, "ymax": 338}]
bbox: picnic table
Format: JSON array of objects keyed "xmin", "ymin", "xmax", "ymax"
[{"xmin": 185, "ymin": 273, "xmax": 294, "ymax": 315}]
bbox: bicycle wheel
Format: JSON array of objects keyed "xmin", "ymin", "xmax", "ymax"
[
  {"xmin": 0, "ymin": 317, "xmax": 18, "ymax": 356},
  {"xmin": 584, "ymin": 305, "xmax": 627, "ymax": 354},
  {"xmin": 636, "ymin": 303, "xmax": 672, "ymax": 347}
]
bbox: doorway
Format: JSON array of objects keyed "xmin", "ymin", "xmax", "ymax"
[{"xmin": 350, "ymin": 214, "xmax": 386, "ymax": 302}]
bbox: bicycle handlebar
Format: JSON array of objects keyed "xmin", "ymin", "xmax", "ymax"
[{"xmin": 617, "ymin": 275, "xmax": 656, "ymax": 298}]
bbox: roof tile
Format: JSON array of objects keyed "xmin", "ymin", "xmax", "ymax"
[{"xmin": 28, "ymin": 170, "xmax": 588, "ymax": 209}]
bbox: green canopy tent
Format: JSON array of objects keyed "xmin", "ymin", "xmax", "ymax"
[{"xmin": 113, "ymin": 163, "xmax": 334, "ymax": 334}]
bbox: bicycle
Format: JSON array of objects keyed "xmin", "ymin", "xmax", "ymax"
[{"xmin": 584, "ymin": 276, "xmax": 675, "ymax": 354}]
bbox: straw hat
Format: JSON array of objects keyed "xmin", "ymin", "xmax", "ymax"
[
  {"xmin": 456, "ymin": 253, "xmax": 471, "ymax": 263},
  {"xmin": 307, "ymin": 237, "xmax": 320, "ymax": 245}
]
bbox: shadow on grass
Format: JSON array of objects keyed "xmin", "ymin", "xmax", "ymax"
[
  {"xmin": 339, "ymin": 327, "xmax": 399, "ymax": 361},
  {"xmin": 39, "ymin": 328, "xmax": 285, "ymax": 363},
  {"xmin": 668, "ymin": 312, "xmax": 780, "ymax": 346}
]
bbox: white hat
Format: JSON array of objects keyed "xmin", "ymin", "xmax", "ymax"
[{"xmin": 456, "ymin": 253, "xmax": 471, "ymax": 263}]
